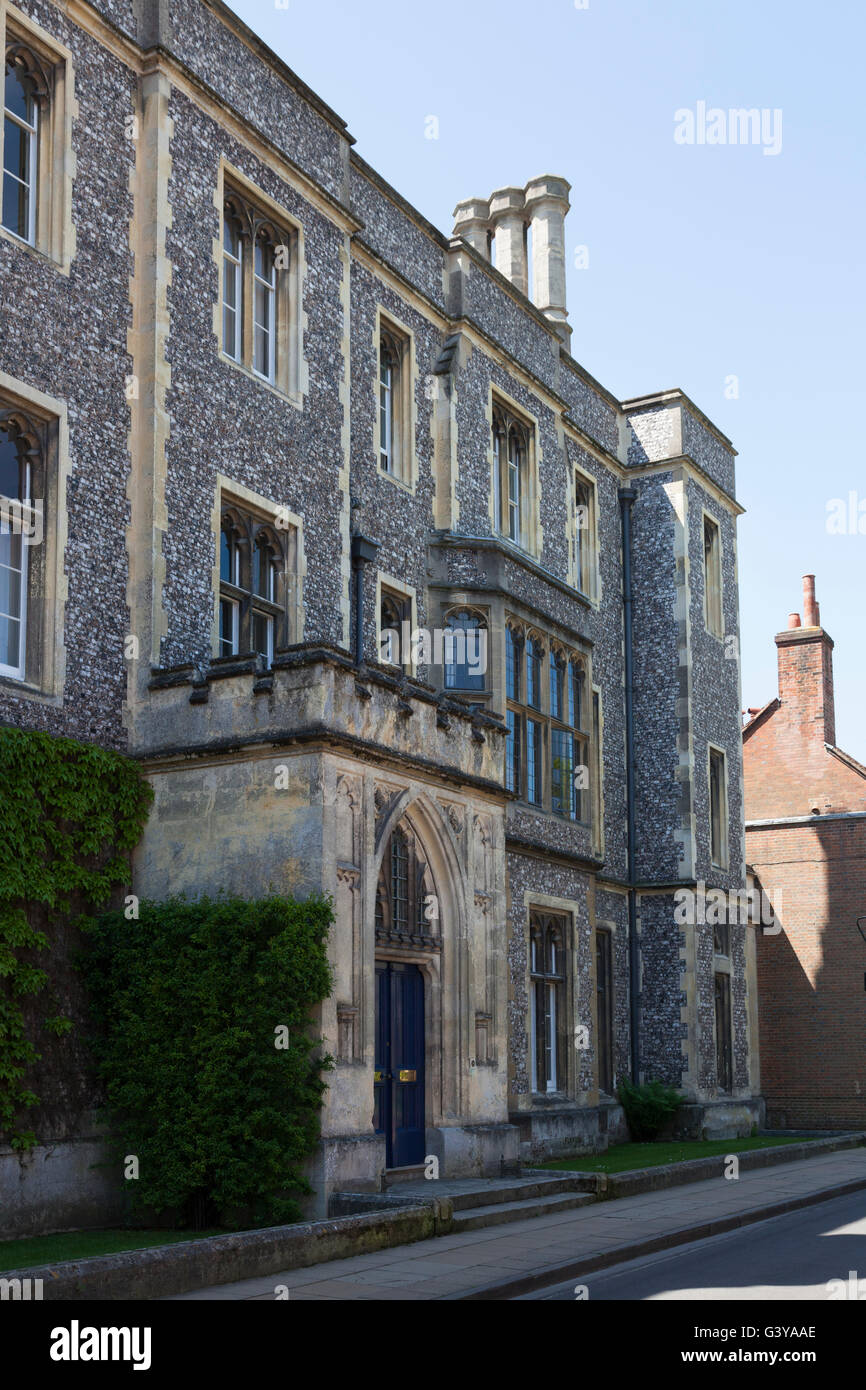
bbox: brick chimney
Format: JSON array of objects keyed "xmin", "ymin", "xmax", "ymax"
[{"xmin": 775, "ymin": 575, "xmax": 836, "ymax": 746}]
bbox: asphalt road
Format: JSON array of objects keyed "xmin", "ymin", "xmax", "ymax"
[{"xmin": 518, "ymin": 1188, "xmax": 866, "ymax": 1300}]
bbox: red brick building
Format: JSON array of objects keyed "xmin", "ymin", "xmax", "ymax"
[{"xmin": 743, "ymin": 576, "xmax": 866, "ymax": 1129}]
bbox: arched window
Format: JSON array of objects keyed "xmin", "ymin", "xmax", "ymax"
[
  {"xmin": 444, "ymin": 609, "xmax": 487, "ymax": 691},
  {"xmin": 253, "ymin": 229, "xmax": 277, "ymax": 381},
  {"xmin": 253, "ymin": 531, "xmax": 277, "ymax": 602},
  {"xmin": 222, "ymin": 202, "xmax": 244, "ymax": 361},
  {"xmin": 574, "ymin": 475, "xmax": 596, "ymax": 597},
  {"xmin": 567, "ymin": 659, "xmax": 584, "ymax": 731},
  {"xmin": 525, "ymin": 634, "xmax": 543, "ymax": 711},
  {"xmin": 378, "ymin": 321, "xmax": 411, "ymax": 483},
  {"xmin": 0, "ymin": 415, "xmax": 39, "ymax": 680},
  {"xmin": 390, "ymin": 825, "xmax": 410, "ymax": 933},
  {"xmin": 492, "ymin": 405, "xmax": 530, "ymax": 547},
  {"xmin": 505, "ymin": 624, "xmax": 524, "ymax": 795},
  {"xmin": 551, "ymin": 656, "xmax": 587, "ymax": 821},
  {"xmin": 505, "ymin": 624, "xmax": 522, "ymax": 703},
  {"xmin": 220, "ymin": 187, "xmax": 298, "ymax": 395},
  {"xmin": 379, "ymin": 587, "xmax": 410, "ymax": 667},
  {"xmin": 379, "ymin": 331, "xmax": 397, "ymax": 474},
  {"xmin": 375, "ymin": 821, "xmax": 438, "ymax": 949},
  {"xmin": 3, "ymin": 51, "xmax": 41, "ymax": 245},
  {"xmin": 218, "ymin": 505, "xmax": 291, "ymax": 664},
  {"xmin": 549, "ymin": 648, "xmax": 564, "ymax": 721},
  {"xmin": 530, "ymin": 911, "xmax": 567, "ymax": 1094}
]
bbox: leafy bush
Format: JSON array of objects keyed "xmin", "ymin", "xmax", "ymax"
[
  {"xmin": 617, "ymin": 1076, "xmax": 683, "ymax": 1141},
  {"xmin": 81, "ymin": 894, "xmax": 333, "ymax": 1228},
  {"xmin": 0, "ymin": 727, "xmax": 152, "ymax": 1148}
]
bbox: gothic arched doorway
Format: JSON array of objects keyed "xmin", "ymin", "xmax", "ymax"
[{"xmin": 373, "ymin": 820, "xmax": 440, "ymax": 1168}]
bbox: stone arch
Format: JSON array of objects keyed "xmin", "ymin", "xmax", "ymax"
[{"xmin": 372, "ymin": 789, "xmax": 471, "ymax": 1124}]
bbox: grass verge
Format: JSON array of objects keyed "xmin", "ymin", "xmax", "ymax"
[
  {"xmin": 0, "ymin": 1228, "xmax": 225, "ymax": 1272},
  {"xmin": 538, "ymin": 1134, "xmax": 817, "ymax": 1174}
]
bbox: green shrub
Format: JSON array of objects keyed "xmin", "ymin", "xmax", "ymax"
[
  {"xmin": 617, "ymin": 1076, "xmax": 683, "ymax": 1141},
  {"xmin": 81, "ymin": 894, "xmax": 333, "ymax": 1228},
  {"xmin": 0, "ymin": 727, "xmax": 152, "ymax": 1149}
]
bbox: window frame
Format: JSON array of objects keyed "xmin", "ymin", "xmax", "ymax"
[
  {"xmin": 217, "ymin": 169, "xmax": 303, "ymax": 402},
  {"xmin": 0, "ymin": 14, "xmax": 74, "ymax": 271},
  {"xmin": 375, "ymin": 820, "xmax": 438, "ymax": 949},
  {"xmin": 375, "ymin": 311, "xmax": 415, "ymax": 490},
  {"xmin": 0, "ymin": 378, "xmax": 67, "ymax": 705},
  {"xmin": 221, "ymin": 202, "xmax": 244, "ymax": 364},
  {"xmin": 596, "ymin": 927, "xmax": 614, "ymax": 1095},
  {"xmin": 529, "ymin": 910, "xmax": 568, "ymax": 1095},
  {"xmin": 215, "ymin": 492, "xmax": 298, "ymax": 665},
  {"xmin": 703, "ymin": 511, "xmax": 724, "ymax": 638},
  {"xmin": 709, "ymin": 745, "xmax": 729, "ymax": 869},
  {"xmin": 506, "ymin": 620, "xmax": 590, "ymax": 823},
  {"xmin": 377, "ymin": 574, "xmax": 416, "ymax": 672},
  {"xmin": 443, "ymin": 606, "xmax": 488, "ymax": 693},
  {"xmin": 0, "ymin": 417, "xmax": 32, "ymax": 678},
  {"xmin": 714, "ymin": 970, "xmax": 733, "ymax": 1094},
  {"xmin": 252, "ymin": 227, "xmax": 277, "ymax": 384},
  {"xmin": 491, "ymin": 400, "xmax": 534, "ymax": 551},
  {"xmin": 573, "ymin": 468, "xmax": 599, "ymax": 600},
  {"xmin": 3, "ymin": 52, "xmax": 39, "ymax": 246}
]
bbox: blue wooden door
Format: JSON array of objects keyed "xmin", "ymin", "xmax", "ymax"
[{"xmin": 374, "ymin": 962, "xmax": 425, "ymax": 1168}]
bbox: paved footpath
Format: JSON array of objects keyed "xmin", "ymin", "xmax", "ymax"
[{"xmin": 168, "ymin": 1149, "xmax": 866, "ymax": 1301}]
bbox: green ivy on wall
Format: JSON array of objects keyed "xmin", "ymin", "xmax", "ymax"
[
  {"xmin": 0, "ymin": 727, "xmax": 153, "ymax": 1150},
  {"xmin": 82, "ymin": 895, "xmax": 334, "ymax": 1228}
]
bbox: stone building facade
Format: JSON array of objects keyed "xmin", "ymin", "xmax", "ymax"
[
  {"xmin": 744, "ymin": 577, "xmax": 866, "ymax": 1130},
  {"xmin": 0, "ymin": 0, "xmax": 759, "ymax": 1229}
]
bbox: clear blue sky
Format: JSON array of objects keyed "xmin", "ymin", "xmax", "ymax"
[{"xmin": 229, "ymin": 0, "xmax": 865, "ymax": 756}]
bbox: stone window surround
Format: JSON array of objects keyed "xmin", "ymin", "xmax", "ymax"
[
  {"xmin": 375, "ymin": 569, "xmax": 417, "ymax": 676},
  {"xmin": 521, "ymin": 890, "xmax": 579, "ymax": 1105},
  {"xmin": 441, "ymin": 603, "xmax": 488, "ymax": 695},
  {"xmin": 572, "ymin": 463, "xmax": 600, "ymax": 603},
  {"xmin": 594, "ymin": 922, "xmax": 615, "ymax": 1096},
  {"xmin": 590, "ymin": 682, "xmax": 604, "ymax": 857},
  {"xmin": 593, "ymin": 914, "xmax": 621, "ymax": 1096},
  {"xmin": 212, "ymin": 157, "xmax": 307, "ymax": 409},
  {"xmin": 702, "ymin": 505, "xmax": 724, "ymax": 640},
  {"xmin": 0, "ymin": 370, "xmax": 68, "ymax": 706},
  {"xmin": 0, "ymin": 1, "xmax": 76, "ymax": 273},
  {"xmin": 708, "ymin": 742, "xmax": 729, "ymax": 870},
  {"xmin": 713, "ymin": 968, "xmax": 733, "ymax": 1094},
  {"xmin": 374, "ymin": 305, "xmax": 417, "ymax": 495},
  {"xmin": 505, "ymin": 616, "xmax": 590, "ymax": 825},
  {"xmin": 209, "ymin": 474, "xmax": 305, "ymax": 660},
  {"xmin": 487, "ymin": 387, "xmax": 541, "ymax": 560}
]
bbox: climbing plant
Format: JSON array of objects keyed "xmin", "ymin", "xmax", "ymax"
[
  {"xmin": 0, "ymin": 726, "xmax": 153, "ymax": 1149},
  {"xmin": 81, "ymin": 894, "xmax": 333, "ymax": 1228}
]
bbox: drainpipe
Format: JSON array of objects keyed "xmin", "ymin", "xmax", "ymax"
[
  {"xmin": 349, "ymin": 499, "xmax": 380, "ymax": 666},
  {"xmin": 619, "ymin": 487, "xmax": 640, "ymax": 1082}
]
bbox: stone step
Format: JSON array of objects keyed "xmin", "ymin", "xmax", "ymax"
[
  {"xmin": 448, "ymin": 1176, "xmax": 593, "ymax": 1211},
  {"xmin": 383, "ymin": 1164, "xmax": 427, "ymax": 1185},
  {"xmin": 451, "ymin": 1191, "xmax": 595, "ymax": 1232}
]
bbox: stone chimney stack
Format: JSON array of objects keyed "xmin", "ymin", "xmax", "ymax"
[
  {"xmin": 452, "ymin": 174, "xmax": 572, "ymax": 346},
  {"xmin": 452, "ymin": 197, "xmax": 490, "ymax": 257},
  {"xmin": 775, "ymin": 575, "xmax": 836, "ymax": 746},
  {"xmin": 489, "ymin": 186, "xmax": 528, "ymax": 296},
  {"xmin": 524, "ymin": 174, "xmax": 571, "ymax": 347}
]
